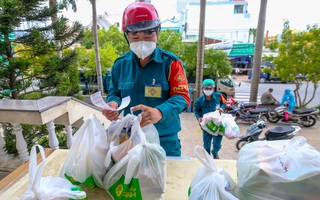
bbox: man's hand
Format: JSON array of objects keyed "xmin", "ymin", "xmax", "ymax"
[
  {"xmin": 198, "ymin": 118, "xmax": 202, "ymax": 125},
  {"xmin": 131, "ymin": 104, "xmax": 162, "ymax": 127},
  {"xmin": 218, "ymin": 108, "xmax": 224, "ymax": 113},
  {"xmin": 102, "ymin": 102, "xmax": 119, "ymax": 121}
]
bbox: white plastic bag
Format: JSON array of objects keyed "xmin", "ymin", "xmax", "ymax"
[
  {"xmin": 103, "ymin": 114, "xmax": 166, "ymax": 200},
  {"xmin": 20, "ymin": 145, "xmax": 86, "ymax": 200},
  {"xmin": 60, "ymin": 114, "xmax": 108, "ymax": 188},
  {"xmin": 104, "ymin": 113, "xmax": 160, "ymax": 168},
  {"xmin": 104, "ymin": 114, "xmax": 136, "ymax": 169},
  {"xmin": 237, "ymin": 136, "xmax": 320, "ymax": 200},
  {"xmin": 200, "ymin": 110, "xmax": 222, "ymax": 135},
  {"xmin": 188, "ymin": 146, "xmax": 239, "ymax": 200},
  {"xmin": 220, "ymin": 113, "xmax": 240, "ymax": 139}
]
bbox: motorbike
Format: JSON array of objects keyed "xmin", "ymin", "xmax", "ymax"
[
  {"xmin": 236, "ymin": 119, "xmax": 301, "ymax": 150},
  {"xmin": 228, "ymin": 102, "xmax": 270, "ymax": 123},
  {"xmin": 225, "ymin": 97, "xmax": 258, "ymax": 112},
  {"xmin": 267, "ymin": 102, "xmax": 319, "ymax": 127}
]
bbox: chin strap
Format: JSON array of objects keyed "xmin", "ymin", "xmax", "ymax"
[{"xmin": 124, "ymin": 32, "xmax": 129, "ymax": 45}]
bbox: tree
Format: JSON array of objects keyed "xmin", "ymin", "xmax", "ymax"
[
  {"xmin": 99, "ymin": 25, "xmax": 129, "ymax": 55},
  {"xmin": 0, "ymin": 0, "xmax": 83, "ymax": 99},
  {"xmin": 157, "ymin": 31, "xmax": 232, "ymax": 81},
  {"xmin": 248, "ymin": 28, "xmax": 257, "ymax": 42},
  {"xmin": 49, "ymin": 0, "xmax": 77, "ymax": 57},
  {"xmin": 158, "ymin": 29, "xmax": 184, "ymax": 57},
  {"xmin": 80, "ymin": 25, "xmax": 128, "ymax": 55},
  {"xmin": 180, "ymin": 42, "xmax": 198, "ymax": 77},
  {"xmin": 203, "ymin": 48, "xmax": 233, "ymax": 78},
  {"xmin": 249, "ymin": 0, "xmax": 268, "ymax": 103},
  {"xmin": 268, "ymin": 21, "xmax": 320, "ymax": 108},
  {"xmin": 75, "ymin": 44, "xmax": 118, "ymax": 94}
]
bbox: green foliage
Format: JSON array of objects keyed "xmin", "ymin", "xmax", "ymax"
[
  {"xmin": 180, "ymin": 42, "xmax": 198, "ymax": 77},
  {"xmin": 157, "ymin": 30, "xmax": 232, "ymax": 79},
  {"xmin": 81, "ymin": 29, "xmax": 94, "ymax": 49},
  {"xmin": 2, "ymin": 123, "xmax": 71, "ymax": 157},
  {"xmin": 0, "ymin": 0, "xmax": 84, "ymax": 99},
  {"xmin": 75, "ymin": 45, "xmax": 117, "ymax": 78},
  {"xmin": 268, "ymin": 21, "xmax": 320, "ymax": 107},
  {"xmin": 204, "ymin": 48, "xmax": 233, "ymax": 78},
  {"xmin": 158, "ymin": 29, "xmax": 184, "ymax": 57},
  {"xmin": 81, "ymin": 25, "xmax": 129, "ymax": 55}
]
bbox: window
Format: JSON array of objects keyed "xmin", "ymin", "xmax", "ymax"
[
  {"xmin": 220, "ymin": 77, "xmax": 234, "ymax": 87},
  {"xmin": 234, "ymin": 5, "xmax": 244, "ymax": 14}
]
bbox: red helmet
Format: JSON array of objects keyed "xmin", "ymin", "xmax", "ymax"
[{"xmin": 122, "ymin": 2, "xmax": 160, "ymax": 32}]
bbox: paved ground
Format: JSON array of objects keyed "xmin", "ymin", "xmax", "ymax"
[{"xmin": 179, "ymin": 112, "xmax": 320, "ymax": 160}]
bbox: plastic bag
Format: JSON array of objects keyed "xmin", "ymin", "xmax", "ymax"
[
  {"xmin": 220, "ymin": 113, "xmax": 240, "ymax": 139},
  {"xmin": 188, "ymin": 146, "xmax": 239, "ymax": 200},
  {"xmin": 104, "ymin": 113, "xmax": 160, "ymax": 168},
  {"xmin": 200, "ymin": 110, "xmax": 223, "ymax": 135},
  {"xmin": 20, "ymin": 145, "xmax": 86, "ymax": 200},
  {"xmin": 60, "ymin": 114, "xmax": 108, "ymax": 188},
  {"xmin": 284, "ymin": 110, "xmax": 290, "ymax": 121},
  {"xmin": 103, "ymin": 114, "xmax": 166, "ymax": 200},
  {"xmin": 237, "ymin": 136, "xmax": 320, "ymax": 200}
]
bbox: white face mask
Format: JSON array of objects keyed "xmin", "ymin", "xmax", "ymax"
[
  {"xmin": 130, "ymin": 41, "xmax": 156, "ymax": 60},
  {"xmin": 203, "ymin": 90, "xmax": 213, "ymax": 96}
]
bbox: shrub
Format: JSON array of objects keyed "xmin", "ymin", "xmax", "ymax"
[{"xmin": 2, "ymin": 123, "xmax": 75, "ymax": 157}]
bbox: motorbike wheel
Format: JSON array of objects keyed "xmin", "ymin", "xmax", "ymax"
[
  {"xmin": 267, "ymin": 111, "xmax": 280, "ymax": 123},
  {"xmin": 236, "ymin": 140, "xmax": 249, "ymax": 151},
  {"xmin": 234, "ymin": 115, "xmax": 240, "ymax": 122},
  {"xmin": 301, "ymin": 115, "xmax": 317, "ymax": 127},
  {"xmin": 259, "ymin": 114, "xmax": 268, "ymax": 122},
  {"xmin": 232, "ymin": 113, "xmax": 240, "ymax": 122}
]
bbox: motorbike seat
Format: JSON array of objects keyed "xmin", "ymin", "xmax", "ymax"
[
  {"xmin": 292, "ymin": 108, "xmax": 316, "ymax": 114},
  {"xmin": 265, "ymin": 126, "xmax": 295, "ymax": 140},
  {"xmin": 249, "ymin": 108, "xmax": 270, "ymax": 114},
  {"xmin": 241, "ymin": 102, "xmax": 257, "ymax": 108}
]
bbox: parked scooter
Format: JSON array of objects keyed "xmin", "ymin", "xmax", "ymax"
[
  {"xmin": 228, "ymin": 102, "xmax": 270, "ymax": 123},
  {"xmin": 236, "ymin": 119, "xmax": 301, "ymax": 150},
  {"xmin": 225, "ymin": 96, "xmax": 238, "ymax": 112},
  {"xmin": 267, "ymin": 102, "xmax": 319, "ymax": 127},
  {"xmin": 225, "ymin": 97, "xmax": 258, "ymax": 112}
]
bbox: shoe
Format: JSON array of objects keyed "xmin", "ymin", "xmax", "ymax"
[{"xmin": 213, "ymin": 154, "xmax": 220, "ymax": 159}]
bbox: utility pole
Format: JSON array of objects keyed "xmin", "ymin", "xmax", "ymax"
[
  {"xmin": 250, "ymin": 0, "xmax": 268, "ymax": 102},
  {"xmin": 195, "ymin": 0, "xmax": 206, "ymax": 99}
]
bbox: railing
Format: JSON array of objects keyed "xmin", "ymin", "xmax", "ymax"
[{"xmin": 0, "ymin": 96, "xmax": 110, "ymax": 173}]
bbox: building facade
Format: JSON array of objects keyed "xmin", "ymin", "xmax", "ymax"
[{"xmin": 177, "ymin": 0, "xmax": 252, "ymax": 43}]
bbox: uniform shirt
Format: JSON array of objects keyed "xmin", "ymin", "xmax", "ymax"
[
  {"xmin": 194, "ymin": 93, "xmax": 227, "ymax": 119},
  {"xmin": 107, "ymin": 48, "xmax": 190, "ymax": 140}
]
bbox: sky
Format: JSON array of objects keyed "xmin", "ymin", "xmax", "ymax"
[{"xmin": 63, "ymin": 0, "xmax": 320, "ymax": 36}]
